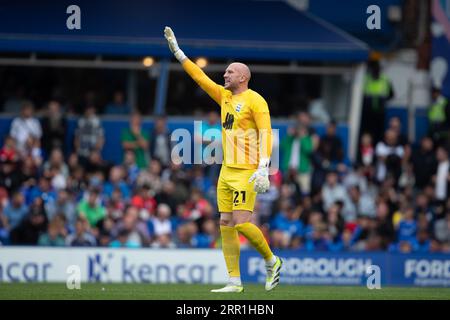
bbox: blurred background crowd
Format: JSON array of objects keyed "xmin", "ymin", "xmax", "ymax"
[{"xmin": 0, "ymin": 87, "xmax": 449, "ymax": 253}]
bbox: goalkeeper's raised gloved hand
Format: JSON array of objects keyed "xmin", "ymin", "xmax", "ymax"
[
  {"xmin": 164, "ymin": 26, "xmax": 187, "ymax": 62},
  {"xmin": 249, "ymin": 158, "xmax": 270, "ymax": 193}
]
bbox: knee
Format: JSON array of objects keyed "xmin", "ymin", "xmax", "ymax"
[{"xmin": 232, "ymin": 215, "xmax": 250, "ymax": 227}]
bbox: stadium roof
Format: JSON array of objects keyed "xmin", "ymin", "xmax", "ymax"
[{"xmin": 0, "ymin": 0, "xmax": 369, "ymax": 62}]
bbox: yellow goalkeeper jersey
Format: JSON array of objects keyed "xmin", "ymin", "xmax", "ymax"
[{"xmin": 182, "ymin": 59, "xmax": 272, "ymax": 169}]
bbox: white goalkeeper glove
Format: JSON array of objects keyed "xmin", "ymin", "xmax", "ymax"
[
  {"xmin": 249, "ymin": 158, "xmax": 270, "ymax": 193},
  {"xmin": 164, "ymin": 26, "xmax": 187, "ymax": 62}
]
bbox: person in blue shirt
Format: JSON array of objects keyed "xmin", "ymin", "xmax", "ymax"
[
  {"xmin": 414, "ymin": 229, "xmax": 431, "ymax": 252},
  {"xmin": 109, "ymin": 229, "xmax": 141, "ymax": 248},
  {"xmin": 24, "ymin": 176, "xmax": 57, "ymax": 207},
  {"xmin": 102, "ymin": 166, "xmax": 131, "ymax": 201},
  {"xmin": 192, "ymin": 218, "xmax": 218, "ymax": 248},
  {"xmin": 397, "ymin": 206, "xmax": 417, "ymax": 242},
  {"xmin": 270, "ymin": 201, "xmax": 304, "ymax": 248},
  {"xmin": 304, "ymin": 222, "xmax": 330, "ymax": 251},
  {"xmin": 3, "ymin": 191, "xmax": 28, "ymax": 230}
]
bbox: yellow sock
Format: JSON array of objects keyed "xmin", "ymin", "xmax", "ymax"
[
  {"xmin": 220, "ymin": 225, "xmax": 241, "ymax": 278},
  {"xmin": 235, "ymin": 222, "xmax": 274, "ymax": 261}
]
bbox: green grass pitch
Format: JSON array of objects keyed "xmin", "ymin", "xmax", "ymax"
[{"xmin": 0, "ymin": 283, "xmax": 449, "ymax": 300}]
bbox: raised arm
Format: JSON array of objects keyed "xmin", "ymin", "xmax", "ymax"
[{"xmin": 164, "ymin": 26, "xmax": 222, "ymax": 105}]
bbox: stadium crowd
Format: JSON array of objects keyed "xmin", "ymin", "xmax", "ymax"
[{"xmin": 0, "ymin": 98, "xmax": 450, "ymax": 253}]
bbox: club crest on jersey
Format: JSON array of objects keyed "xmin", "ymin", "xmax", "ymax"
[{"xmin": 236, "ymin": 103, "xmax": 243, "ymax": 112}]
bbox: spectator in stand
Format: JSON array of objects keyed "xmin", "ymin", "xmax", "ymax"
[
  {"xmin": 104, "ymin": 90, "xmax": 131, "ymax": 115},
  {"xmin": 10, "ymin": 198, "xmax": 48, "ymax": 245},
  {"xmin": 395, "ymin": 206, "xmax": 417, "ymax": 243},
  {"xmin": 103, "ymin": 166, "xmax": 131, "ymax": 201},
  {"xmin": 77, "ymin": 187, "xmax": 106, "ymax": 228},
  {"xmin": 123, "ymin": 150, "xmax": 140, "ymax": 187},
  {"xmin": 154, "ymin": 180, "xmax": 180, "ymax": 217},
  {"xmin": 387, "ymin": 117, "xmax": 409, "ymax": 146},
  {"xmin": 322, "ymin": 170, "xmax": 350, "ymax": 212},
  {"xmin": 349, "ymin": 215, "xmax": 378, "ymax": 251},
  {"xmin": 3, "ymin": 191, "xmax": 28, "ymax": 230},
  {"xmin": 281, "ymin": 124, "xmax": 314, "ymax": 195},
  {"xmin": 66, "ymin": 216, "xmax": 97, "ymax": 246},
  {"xmin": 110, "ymin": 229, "xmax": 141, "ymax": 248},
  {"xmin": 74, "ymin": 105, "xmax": 104, "ymax": 166},
  {"xmin": 40, "ymin": 100, "xmax": 67, "ymax": 158},
  {"xmin": 193, "ymin": 218, "xmax": 218, "ymax": 248},
  {"xmin": 137, "ymin": 159, "xmax": 163, "ymax": 194},
  {"xmin": 359, "ymin": 133, "xmax": 375, "ymax": 165},
  {"xmin": 38, "ymin": 216, "xmax": 67, "ymax": 247},
  {"xmin": 24, "ymin": 176, "xmax": 57, "ymax": 216},
  {"xmin": 0, "ymin": 136, "xmax": 19, "ymax": 163},
  {"xmin": 182, "ymin": 188, "xmax": 214, "ymax": 227},
  {"xmin": 121, "ymin": 112, "xmax": 150, "ymax": 169},
  {"xmin": 84, "ymin": 150, "xmax": 111, "ymax": 178},
  {"xmin": 111, "ymin": 205, "xmax": 151, "ymax": 247},
  {"xmin": 131, "ymin": 184, "xmax": 157, "ymax": 218},
  {"xmin": 433, "ymin": 146, "xmax": 450, "ymax": 205},
  {"xmin": 175, "ymin": 221, "xmax": 197, "ymax": 248},
  {"xmin": 434, "ymin": 211, "xmax": 450, "ymax": 250},
  {"xmin": 375, "ymin": 129, "xmax": 404, "ymax": 184},
  {"xmin": 344, "ymin": 185, "xmax": 376, "ymax": 222},
  {"xmin": 375, "ymin": 200, "xmax": 395, "ymax": 249},
  {"xmin": 304, "ymin": 222, "xmax": 330, "ymax": 251},
  {"xmin": 105, "ymin": 188, "xmax": 126, "ymax": 220},
  {"xmin": 414, "ymin": 228, "xmax": 431, "ymax": 252},
  {"xmin": 151, "ymin": 233, "xmax": 176, "ymax": 248},
  {"xmin": 270, "ymin": 200, "xmax": 304, "ymax": 249},
  {"xmin": 150, "ymin": 116, "xmax": 172, "ymax": 168},
  {"xmin": 148, "ymin": 203, "xmax": 174, "ymax": 241},
  {"xmin": 312, "ymin": 120, "xmax": 345, "ymax": 194},
  {"xmin": 66, "ymin": 165, "xmax": 87, "ymax": 200},
  {"xmin": 326, "ymin": 203, "xmax": 345, "ymax": 241},
  {"xmin": 46, "ymin": 189, "xmax": 77, "ymax": 227},
  {"xmin": 411, "ymin": 136, "xmax": 437, "ymax": 190},
  {"xmin": 317, "ymin": 120, "xmax": 345, "ymax": 168},
  {"xmin": 43, "ymin": 148, "xmax": 69, "ymax": 191},
  {"xmin": 0, "ymin": 158, "xmax": 24, "ymax": 195},
  {"xmin": 9, "ymin": 101, "xmax": 42, "ymax": 158}
]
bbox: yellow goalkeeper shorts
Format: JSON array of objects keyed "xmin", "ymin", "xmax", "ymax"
[{"xmin": 217, "ymin": 165, "xmax": 257, "ymax": 213}]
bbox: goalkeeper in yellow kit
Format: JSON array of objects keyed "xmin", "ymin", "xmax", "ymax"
[{"xmin": 164, "ymin": 27, "xmax": 282, "ymax": 292}]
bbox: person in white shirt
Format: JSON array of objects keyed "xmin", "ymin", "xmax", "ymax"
[
  {"xmin": 434, "ymin": 146, "xmax": 450, "ymax": 202},
  {"xmin": 9, "ymin": 101, "xmax": 42, "ymax": 157},
  {"xmin": 375, "ymin": 129, "xmax": 404, "ymax": 183},
  {"xmin": 322, "ymin": 170, "xmax": 351, "ymax": 212}
]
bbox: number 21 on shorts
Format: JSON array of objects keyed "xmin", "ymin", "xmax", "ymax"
[{"xmin": 233, "ymin": 191, "xmax": 246, "ymax": 205}]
